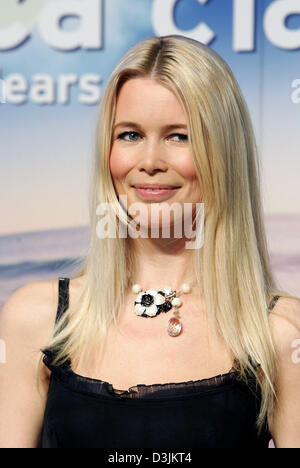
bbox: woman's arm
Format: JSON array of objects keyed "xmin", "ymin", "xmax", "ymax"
[
  {"xmin": 268, "ymin": 297, "xmax": 300, "ymax": 448},
  {"xmin": 0, "ymin": 280, "xmax": 57, "ymax": 448}
]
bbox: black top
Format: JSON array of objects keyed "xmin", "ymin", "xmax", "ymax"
[{"xmin": 41, "ymin": 277, "xmax": 279, "ymax": 448}]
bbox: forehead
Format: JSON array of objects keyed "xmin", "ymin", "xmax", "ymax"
[{"xmin": 114, "ymin": 78, "xmax": 186, "ymax": 123}]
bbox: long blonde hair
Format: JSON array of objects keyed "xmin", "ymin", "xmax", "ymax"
[{"xmin": 42, "ymin": 35, "xmax": 296, "ymax": 430}]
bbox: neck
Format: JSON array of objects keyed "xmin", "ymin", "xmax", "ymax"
[{"xmin": 128, "ymin": 236, "xmax": 197, "ymax": 290}]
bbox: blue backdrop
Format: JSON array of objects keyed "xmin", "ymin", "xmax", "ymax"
[{"xmin": 0, "ymin": 0, "xmax": 299, "ymax": 304}]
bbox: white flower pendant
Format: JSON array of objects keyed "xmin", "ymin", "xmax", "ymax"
[
  {"xmin": 134, "ymin": 287, "xmax": 172, "ymax": 317},
  {"xmin": 132, "ymin": 284, "xmax": 184, "ymax": 337}
]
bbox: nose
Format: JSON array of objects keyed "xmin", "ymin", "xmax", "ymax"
[{"xmin": 137, "ymin": 138, "xmax": 168, "ymax": 175}]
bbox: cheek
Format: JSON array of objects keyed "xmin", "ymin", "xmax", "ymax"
[
  {"xmin": 177, "ymin": 157, "xmax": 202, "ymax": 199},
  {"xmin": 176, "ymin": 156, "xmax": 199, "ymax": 182},
  {"xmin": 109, "ymin": 147, "xmax": 131, "ymax": 181}
]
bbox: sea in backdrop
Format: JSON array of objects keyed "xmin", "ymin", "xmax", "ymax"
[
  {"xmin": 0, "ymin": 226, "xmax": 89, "ymax": 307},
  {"xmin": 0, "ymin": 214, "xmax": 299, "ymax": 307}
]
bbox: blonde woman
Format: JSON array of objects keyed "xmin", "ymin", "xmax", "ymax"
[{"xmin": 0, "ymin": 35, "xmax": 299, "ymax": 449}]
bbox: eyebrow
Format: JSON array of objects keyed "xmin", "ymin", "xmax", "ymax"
[{"xmin": 113, "ymin": 121, "xmax": 187, "ymax": 131}]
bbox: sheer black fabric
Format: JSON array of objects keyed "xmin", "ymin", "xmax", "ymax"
[{"xmin": 41, "ymin": 277, "xmax": 279, "ymax": 448}]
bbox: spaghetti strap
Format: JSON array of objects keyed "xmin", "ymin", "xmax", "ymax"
[
  {"xmin": 268, "ymin": 295, "xmax": 280, "ymax": 311},
  {"xmin": 56, "ymin": 277, "xmax": 70, "ymax": 323},
  {"xmin": 41, "ymin": 277, "xmax": 72, "ymax": 370}
]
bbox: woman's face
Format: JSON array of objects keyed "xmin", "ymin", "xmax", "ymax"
[{"xmin": 109, "ymin": 77, "xmax": 202, "ymax": 233}]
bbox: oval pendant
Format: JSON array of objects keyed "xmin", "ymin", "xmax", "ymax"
[{"xmin": 167, "ymin": 317, "xmax": 182, "ymax": 337}]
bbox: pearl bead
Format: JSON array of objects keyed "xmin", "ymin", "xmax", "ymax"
[
  {"xmin": 181, "ymin": 283, "xmax": 191, "ymax": 293},
  {"xmin": 172, "ymin": 297, "xmax": 182, "ymax": 307},
  {"xmin": 132, "ymin": 284, "xmax": 142, "ymax": 294}
]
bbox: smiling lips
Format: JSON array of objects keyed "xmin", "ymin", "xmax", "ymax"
[
  {"xmin": 133, "ymin": 184, "xmax": 180, "ymax": 189},
  {"xmin": 132, "ymin": 184, "xmax": 180, "ymax": 201}
]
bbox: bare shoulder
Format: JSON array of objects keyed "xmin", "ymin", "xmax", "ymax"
[
  {"xmin": 0, "ymin": 279, "xmax": 58, "ymax": 345},
  {"xmin": 269, "ymin": 296, "xmax": 300, "ymax": 354},
  {"xmin": 0, "ymin": 279, "xmax": 64, "ymax": 448},
  {"xmin": 0, "ymin": 276, "xmax": 84, "ymax": 341},
  {"xmin": 267, "ymin": 296, "xmax": 300, "ymax": 446},
  {"xmin": 0, "ymin": 276, "xmax": 85, "ymax": 374},
  {"xmin": 69, "ymin": 275, "xmax": 85, "ymax": 300},
  {"xmin": 0, "ymin": 276, "xmax": 85, "ymax": 447}
]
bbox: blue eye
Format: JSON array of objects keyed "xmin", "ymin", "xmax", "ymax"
[
  {"xmin": 117, "ymin": 131, "xmax": 140, "ymax": 142},
  {"xmin": 116, "ymin": 131, "xmax": 188, "ymax": 143},
  {"xmin": 170, "ymin": 134, "xmax": 188, "ymax": 143}
]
